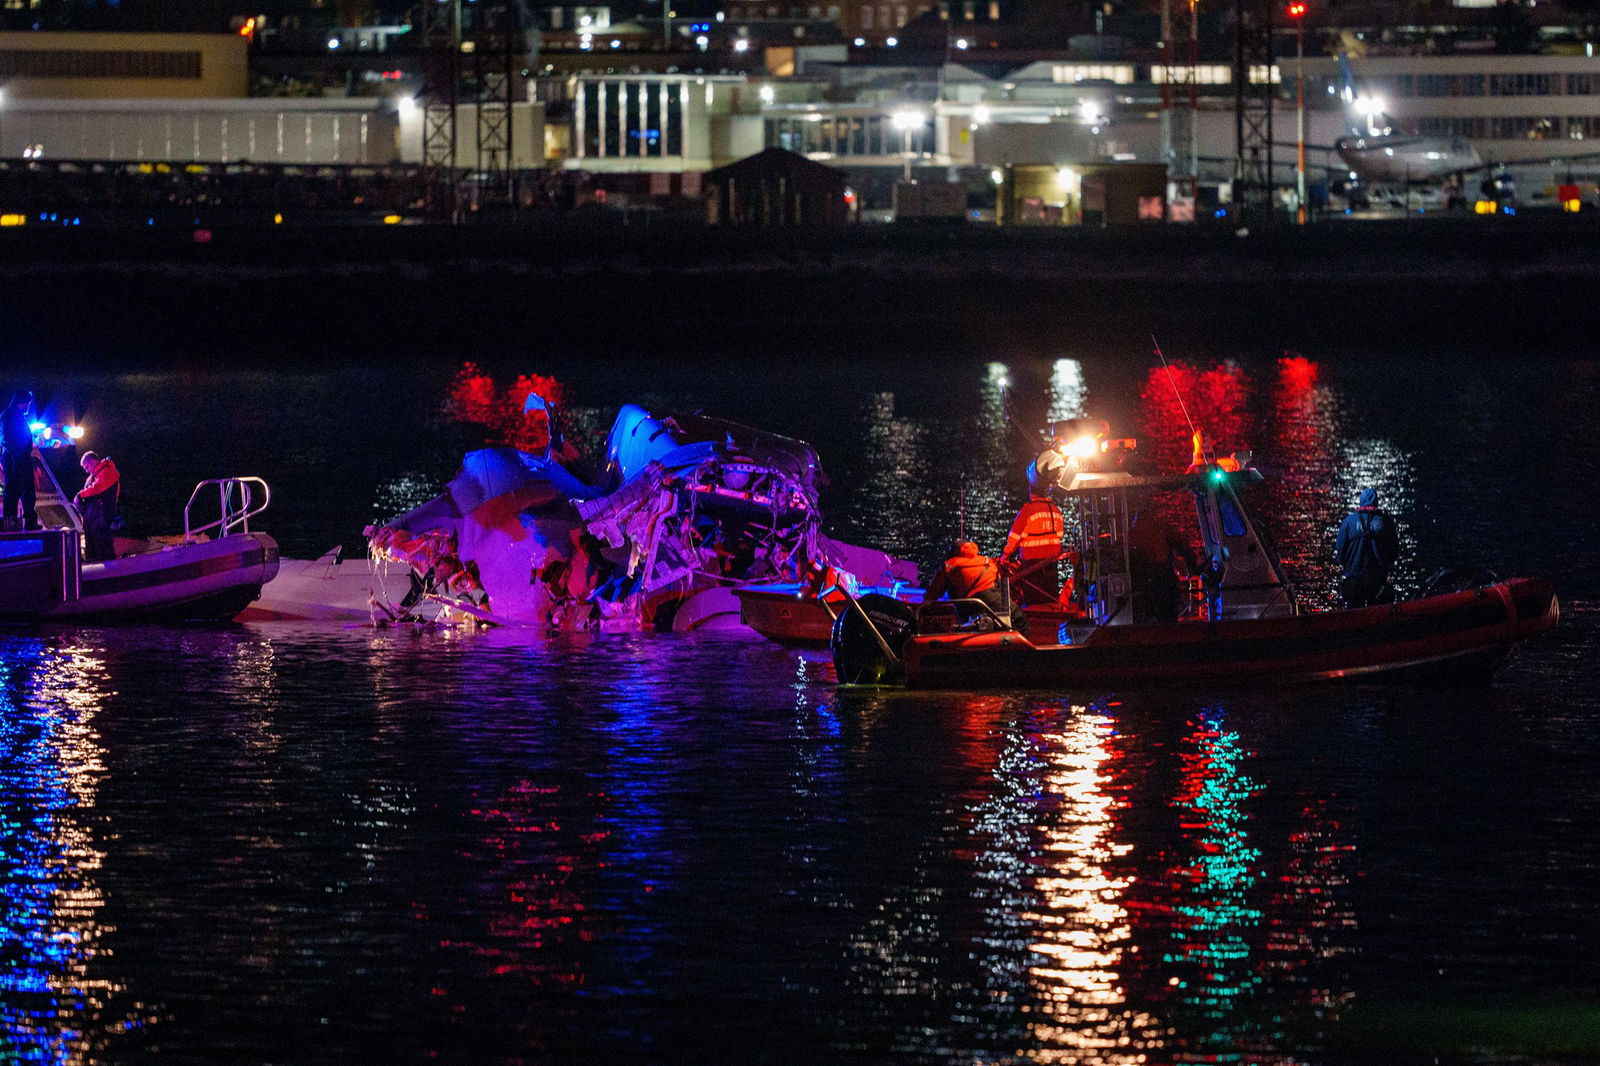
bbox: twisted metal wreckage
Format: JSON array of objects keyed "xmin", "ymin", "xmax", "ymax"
[{"xmin": 365, "ymin": 398, "xmax": 915, "ymax": 631}]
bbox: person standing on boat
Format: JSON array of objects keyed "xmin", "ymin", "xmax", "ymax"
[
  {"xmin": 1128, "ymin": 507, "xmax": 1199, "ymax": 624},
  {"xmin": 1335, "ymin": 487, "xmax": 1400, "ymax": 608},
  {"xmin": 2, "ymin": 390, "xmax": 38, "ymax": 531},
  {"xmin": 1002, "ymin": 488, "xmax": 1066, "ymax": 605},
  {"xmin": 74, "ymin": 451, "xmax": 121, "ymax": 562}
]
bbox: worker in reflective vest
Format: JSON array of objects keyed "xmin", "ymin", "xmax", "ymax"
[
  {"xmin": 1004, "ymin": 491, "xmax": 1064, "ymax": 562},
  {"xmin": 1003, "ymin": 490, "xmax": 1065, "ymax": 605}
]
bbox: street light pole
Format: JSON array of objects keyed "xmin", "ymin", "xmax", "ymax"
[
  {"xmin": 891, "ymin": 109, "xmax": 923, "ymax": 182},
  {"xmin": 1288, "ymin": 1, "xmax": 1307, "ymax": 223}
]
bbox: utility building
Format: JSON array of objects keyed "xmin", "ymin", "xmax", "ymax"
[{"xmin": 704, "ymin": 147, "xmax": 848, "ymax": 225}]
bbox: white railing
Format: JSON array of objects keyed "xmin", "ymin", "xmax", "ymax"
[{"xmin": 184, "ymin": 477, "xmax": 271, "ymax": 540}]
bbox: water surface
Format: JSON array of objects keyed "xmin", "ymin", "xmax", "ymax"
[{"xmin": 3, "ymin": 346, "xmax": 1597, "ymax": 1064}]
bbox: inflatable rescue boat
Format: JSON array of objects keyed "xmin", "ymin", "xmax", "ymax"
[{"xmin": 832, "ymin": 420, "xmax": 1558, "ymax": 688}]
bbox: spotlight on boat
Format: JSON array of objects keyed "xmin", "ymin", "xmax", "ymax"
[
  {"xmin": 1064, "ymin": 435, "xmax": 1100, "ymax": 461},
  {"xmin": 65, "ymin": 425, "xmax": 84, "ymax": 440}
]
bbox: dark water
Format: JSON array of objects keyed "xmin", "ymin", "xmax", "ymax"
[{"xmin": 3, "ymin": 348, "xmax": 1599, "ymax": 1064}]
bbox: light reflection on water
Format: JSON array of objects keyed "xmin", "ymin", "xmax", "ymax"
[
  {"xmin": 1, "ymin": 351, "xmax": 1597, "ymax": 1063},
  {"xmin": 0, "ymin": 642, "xmax": 144, "ymax": 1064}
]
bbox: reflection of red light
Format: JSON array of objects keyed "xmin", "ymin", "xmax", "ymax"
[
  {"xmin": 1278, "ymin": 354, "xmax": 1318, "ymax": 391},
  {"xmin": 447, "ymin": 361, "xmax": 565, "ymax": 453}
]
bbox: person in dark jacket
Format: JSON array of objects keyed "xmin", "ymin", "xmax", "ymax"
[
  {"xmin": 2, "ymin": 389, "xmax": 37, "ymax": 530},
  {"xmin": 1335, "ymin": 487, "xmax": 1400, "ymax": 608},
  {"xmin": 1128, "ymin": 507, "xmax": 1200, "ymax": 623}
]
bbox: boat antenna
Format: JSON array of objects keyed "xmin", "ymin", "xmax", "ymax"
[
  {"xmin": 958, "ymin": 475, "xmax": 967, "ymax": 540},
  {"xmin": 1151, "ymin": 335, "xmax": 1198, "ymax": 440},
  {"xmin": 998, "ymin": 382, "xmax": 1042, "ymax": 451}
]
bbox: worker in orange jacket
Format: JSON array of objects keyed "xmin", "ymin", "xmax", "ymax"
[
  {"xmin": 75, "ymin": 450, "xmax": 121, "ymax": 562},
  {"xmin": 924, "ymin": 541, "xmax": 1006, "ymax": 615},
  {"xmin": 1002, "ymin": 489, "xmax": 1065, "ymax": 605}
]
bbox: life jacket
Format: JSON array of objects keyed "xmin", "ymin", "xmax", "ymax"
[
  {"xmin": 80, "ymin": 457, "xmax": 121, "ymax": 507},
  {"xmin": 943, "ymin": 551, "xmax": 998, "ymax": 599},
  {"xmin": 1006, "ymin": 497, "xmax": 1064, "ymax": 561}
]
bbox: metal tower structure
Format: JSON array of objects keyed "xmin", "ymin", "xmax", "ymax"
[
  {"xmin": 1160, "ymin": 0, "xmax": 1200, "ymax": 221},
  {"xmin": 418, "ymin": 0, "xmax": 534, "ymax": 220},
  {"xmin": 1232, "ymin": 0, "xmax": 1275, "ymax": 222},
  {"xmin": 470, "ymin": 1, "xmax": 523, "ymax": 214},
  {"xmin": 419, "ymin": 0, "xmax": 462, "ymax": 220}
]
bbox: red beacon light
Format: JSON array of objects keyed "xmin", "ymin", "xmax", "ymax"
[{"xmin": 1286, "ymin": 1, "xmax": 1306, "ymax": 16}]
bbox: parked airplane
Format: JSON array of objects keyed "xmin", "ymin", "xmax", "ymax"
[{"xmin": 1332, "ymin": 54, "xmax": 1482, "ymax": 185}]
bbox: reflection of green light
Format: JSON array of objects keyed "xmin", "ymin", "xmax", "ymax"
[{"xmin": 1166, "ymin": 715, "xmax": 1269, "ymax": 1049}]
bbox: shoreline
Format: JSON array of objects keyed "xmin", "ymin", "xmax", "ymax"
[{"xmin": 3, "ymin": 217, "xmax": 1596, "ymax": 361}]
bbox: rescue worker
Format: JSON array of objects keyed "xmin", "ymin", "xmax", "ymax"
[
  {"xmin": 2, "ymin": 389, "xmax": 37, "ymax": 531},
  {"xmin": 924, "ymin": 541, "xmax": 1006, "ymax": 617},
  {"xmin": 1128, "ymin": 507, "xmax": 1199, "ymax": 624},
  {"xmin": 1335, "ymin": 487, "xmax": 1400, "ymax": 608},
  {"xmin": 1002, "ymin": 488, "xmax": 1065, "ymax": 605},
  {"xmin": 74, "ymin": 450, "xmax": 121, "ymax": 562}
]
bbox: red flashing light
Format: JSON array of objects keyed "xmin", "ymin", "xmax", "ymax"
[
  {"xmin": 239, "ymin": 16, "xmax": 256, "ymax": 37},
  {"xmin": 1286, "ymin": 1, "xmax": 1306, "ymax": 16}
]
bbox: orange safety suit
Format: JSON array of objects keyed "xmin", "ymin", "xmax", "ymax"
[
  {"xmin": 926, "ymin": 542, "xmax": 999, "ymax": 602},
  {"xmin": 1004, "ymin": 496, "xmax": 1064, "ymax": 562}
]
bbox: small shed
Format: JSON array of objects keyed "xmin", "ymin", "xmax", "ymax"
[
  {"xmin": 704, "ymin": 147, "xmax": 849, "ymax": 226},
  {"xmin": 998, "ymin": 162, "xmax": 1168, "ymax": 227}
]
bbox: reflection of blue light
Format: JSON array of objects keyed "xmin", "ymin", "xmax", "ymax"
[{"xmin": 0, "ymin": 641, "xmax": 130, "ymax": 1060}]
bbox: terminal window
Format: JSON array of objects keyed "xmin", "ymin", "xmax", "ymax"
[{"xmin": 0, "ymin": 49, "xmax": 202, "ymax": 79}]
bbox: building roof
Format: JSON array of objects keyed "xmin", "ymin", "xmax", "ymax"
[{"xmin": 704, "ymin": 146, "xmax": 848, "ymax": 184}]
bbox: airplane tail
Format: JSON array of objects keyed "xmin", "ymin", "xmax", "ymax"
[{"xmin": 1336, "ymin": 53, "xmax": 1364, "ymax": 134}]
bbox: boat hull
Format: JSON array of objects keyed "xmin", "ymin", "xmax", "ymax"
[
  {"xmin": 237, "ymin": 550, "xmax": 396, "ymax": 622},
  {"xmin": 735, "ymin": 584, "xmax": 842, "ymax": 647},
  {"xmin": 47, "ymin": 533, "xmax": 280, "ymax": 622},
  {"xmin": 900, "ymin": 578, "xmax": 1558, "ymax": 689}
]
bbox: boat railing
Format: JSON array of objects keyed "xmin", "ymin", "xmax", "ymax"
[{"xmin": 184, "ymin": 477, "xmax": 271, "ymax": 540}]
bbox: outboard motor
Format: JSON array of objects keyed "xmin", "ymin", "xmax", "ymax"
[{"xmin": 830, "ymin": 593, "xmax": 917, "ymax": 685}]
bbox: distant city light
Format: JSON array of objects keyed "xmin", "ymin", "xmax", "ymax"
[
  {"xmin": 854, "ymin": 36, "xmax": 866, "ymax": 45},
  {"xmin": 327, "ymin": 37, "xmax": 340, "ymax": 50},
  {"xmin": 760, "ymin": 85, "xmax": 776, "ymax": 103},
  {"xmin": 733, "ymin": 38, "xmax": 750, "ymax": 51},
  {"xmin": 885, "ymin": 36, "xmax": 899, "ymax": 46},
  {"xmin": 956, "ymin": 37, "xmax": 969, "ymax": 48},
  {"xmin": 972, "ymin": 104, "xmax": 991, "ymax": 125}
]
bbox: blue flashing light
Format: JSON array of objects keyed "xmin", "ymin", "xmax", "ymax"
[
  {"xmin": 147, "ymin": 218, "xmax": 155, "ymax": 225},
  {"xmin": 1214, "ymin": 208, "xmax": 1226, "ymax": 218},
  {"xmin": 1505, "ymin": 206, "xmax": 1517, "ymax": 216},
  {"xmin": 28, "ymin": 421, "xmax": 45, "ymax": 432}
]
